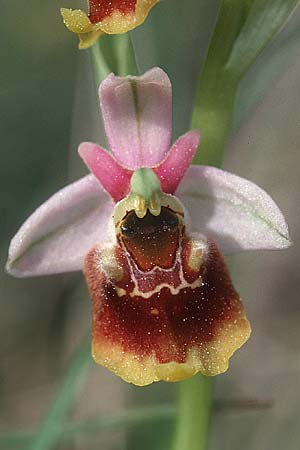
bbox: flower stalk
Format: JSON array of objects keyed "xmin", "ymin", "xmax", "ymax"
[
  {"xmin": 175, "ymin": 0, "xmax": 298, "ymax": 444},
  {"xmin": 173, "ymin": 375, "xmax": 213, "ymax": 450},
  {"xmin": 192, "ymin": 0, "xmax": 250, "ymax": 167},
  {"xmin": 91, "ymin": 32, "xmax": 137, "ymax": 87},
  {"xmin": 91, "ymin": 39, "xmax": 111, "ymax": 85},
  {"xmin": 174, "ymin": 2, "xmax": 255, "ymax": 449}
]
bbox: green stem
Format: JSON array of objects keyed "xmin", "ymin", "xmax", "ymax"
[
  {"xmin": 192, "ymin": 0, "xmax": 300, "ymax": 167},
  {"xmin": 174, "ymin": 2, "xmax": 253, "ymax": 449},
  {"xmin": 91, "ymin": 33, "xmax": 138, "ymax": 87},
  {"xmin": 91, "ymin": 39, "xmax": 111, "ymax": 86},
  {"xmin": 192, "ymin": 0, "xmax": 251, "ymax": 167},
  {"xmin": 172, "ymin": 376, "xmax": 213, "ymax": 450},
  {"xmin": 192, "ymin": 78, "xmax": 236, "ymax": 167},
  {"xmin": 113, "ymin": 32, "xmax": 138, "ymax": 76}
]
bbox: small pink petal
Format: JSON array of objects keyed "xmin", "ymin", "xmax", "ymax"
[
  {"xmin": 79, "ymin": 142, "xmax": 132, "ymax": 202},
  {"xmin": 6, "ymin": 175, "xmax": 114, "ymax": 277},
  {"xmin": 99, "ymin": 67, "xmax": 172, "ymax": 169},
  {"xmin": 176, "ymin": 165, "xmax": 291, "ymax": 253},
  {"xmin": 154, "ymin": 130, "xmax": 200, "ymax": 194}
]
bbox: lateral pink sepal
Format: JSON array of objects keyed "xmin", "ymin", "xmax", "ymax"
[
  {"xmin": 79, "ymin": 142, "xmax": 132, "ymax": 201},
  {"xmin": 154, "ymin": 130, "xmax": 200, "ymax": 194}
]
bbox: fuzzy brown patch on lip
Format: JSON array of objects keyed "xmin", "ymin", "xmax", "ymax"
[
  {"xmin": 88, "ymin": 0, "xmax": 136, "ymax": 23},
  {"xmin": 120, "ymin": 207, "xmax": 180, "ymax": 271},
  {"xmin": 84, "ymin": 239, "xmax": 250, "ymax": 386}
]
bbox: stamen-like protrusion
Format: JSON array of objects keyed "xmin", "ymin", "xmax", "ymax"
[
  {"xmin": 113, "ymin": 168, "xmax": 183, "ymax": 225},
  {"xmin": 134, "ymin": 195, "xmax": 147, "ymax": 218},
  {"xmin": 149, "ymin": 192, "xmax": 162, "ymax": 217}
]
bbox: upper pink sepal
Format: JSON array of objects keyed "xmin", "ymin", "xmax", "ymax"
[
  {"xmin": 6, "ymin": 175, "xmax": 114, "ymax": 277},
  {"xmin": 78, "ymin": 142, "xmax": 132, "ymax": 202},
  {"xmin": 154, "ymin": 130, "xmax": 200, "ymax": 194},
  {"xmin": 99, "ymin": 67, "xmax": 172, "ymax": 170},
  {"xmin": 176, "ymin": 165, "xmax": 291, "ymax": 253}
]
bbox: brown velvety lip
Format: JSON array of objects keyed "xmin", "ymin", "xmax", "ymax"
[{"xmin": 84, "ymin": 236, "xmax": 250, "ymax": 385}]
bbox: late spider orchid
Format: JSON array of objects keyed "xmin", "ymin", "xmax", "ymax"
[
  {"xmin": 6, "ymin": 68, "xmax": 291, "ymax": 386},
  {"xmin": 61, "ymin": 0, "xmax": 159, "ymax": 49}
]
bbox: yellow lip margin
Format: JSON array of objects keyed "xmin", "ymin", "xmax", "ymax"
[{"xmin": 61, "ymin": 0, "xmax": 159, "ymax": 49}]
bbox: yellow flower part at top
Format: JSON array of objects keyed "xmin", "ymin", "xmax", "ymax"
[{"xmin": 61, "ymin": 0, "xmax": 159, "ymax": 49}]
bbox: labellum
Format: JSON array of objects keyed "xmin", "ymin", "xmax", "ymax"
[{"xmin": 85, "ymin": 169, "xmax": 250, "ymax": 386}]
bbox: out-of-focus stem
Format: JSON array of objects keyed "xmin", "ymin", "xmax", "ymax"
[{"xmin": 28, "ymin": 337, "xmax": 91, "ymax": 450}]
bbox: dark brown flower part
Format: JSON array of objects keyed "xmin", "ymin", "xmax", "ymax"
[{"xmin": 84, "ymin": 207, "xmax": 250, "ymax": 386}]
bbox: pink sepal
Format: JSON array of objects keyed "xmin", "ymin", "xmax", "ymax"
[
  {"xmin": 154, "ymin": 130, "xmax": 200, "ymax": 194},
  {"xmin": 6, "ymin": 175, "xmax": 114, "ymax": 277},
  {"xmin": 79, "ymin": 142, "xmax": 132, "ymax": 201},
  {"xmin": 99, "ymin": 68, "xmax": 172, "ymax": 169},
  {"xmin": 177, "ymin": 165, "xmax": 291, "ymax": 253}
]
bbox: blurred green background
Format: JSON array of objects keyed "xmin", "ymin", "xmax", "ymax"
[{"xmin": 1, "ymin": 1, "xmax": 300, "ymax": 449}]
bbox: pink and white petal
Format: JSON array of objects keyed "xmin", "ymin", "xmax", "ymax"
[
  {"xmin": 99, "ymin": 67, "xmax": 172, "ymax": 169},
  {"xmin": 6, "ymin": 175, "xmax": 114, "ymax": 277},
  {"xmin": 79, "ymin": 142, "xmax": 132, "ymax": 202},
  {"xmin": 154, "ymin": 130, "xmax": 200, "ymax": 194},
  {"xmin": 176, "ymin": 165, "xmax": 291, "ymax": 253}
]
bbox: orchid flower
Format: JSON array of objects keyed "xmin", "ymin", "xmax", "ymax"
[
  {"xmin": 61, "ymin": 0, "xmax": 158, "ymax": 49},
  {"xmin": 6, "ymin": 68, "xmax": 291, "ymax": 386}
]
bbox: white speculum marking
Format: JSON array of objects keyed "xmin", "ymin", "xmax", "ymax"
[{"xmin": 99, "ymin": 235, "xmax": 207, "ymax": 300}]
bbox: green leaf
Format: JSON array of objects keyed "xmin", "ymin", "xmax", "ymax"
[
  {"xmin": 192, "ymin": 0, "xmax": 300, "ymax": 166},
  {"xmin": 0, "ymin": 397, "xmax": 272, "ymax": 448},
  {"xmin": 0, "ymin": 405, "xmax": 175, "ymax": 449},
  {"xmin": 234, "ymin": 18, "xmax": 300, "ymax": 129},
  {"xmin": 28, "ymin": 336, "xmax": 91, "ymax": 450},
  {"xmin": 226, "ymin": 0, "xmax": 300, "ymax": 79}
]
